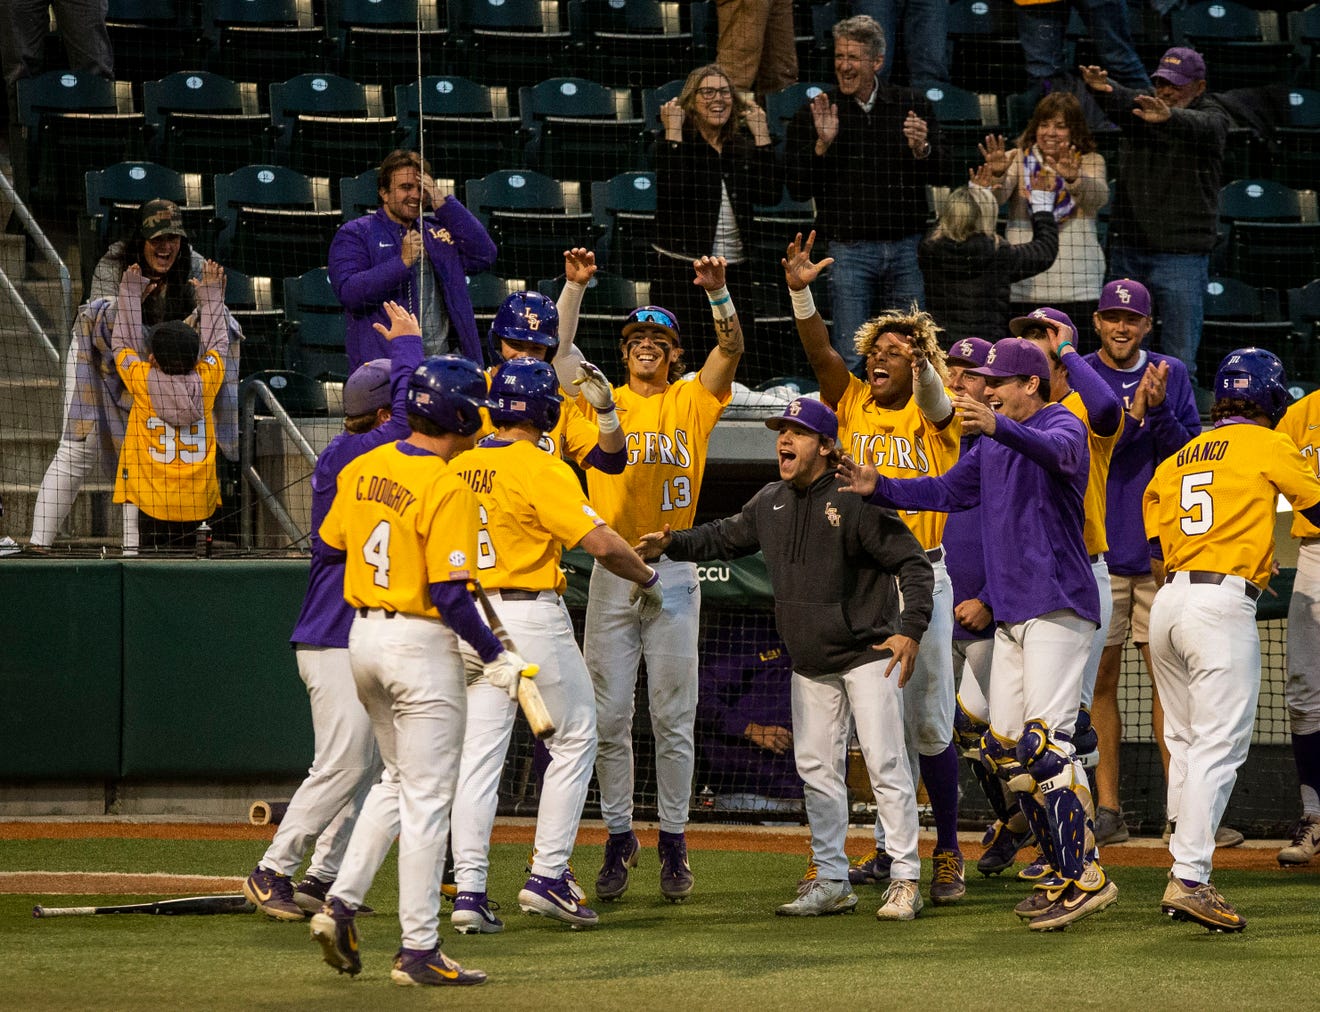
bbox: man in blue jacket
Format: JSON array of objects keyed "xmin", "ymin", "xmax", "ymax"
[{"xmin": 329, "ymin": 149, "xmax": 497, "ymax": 370}]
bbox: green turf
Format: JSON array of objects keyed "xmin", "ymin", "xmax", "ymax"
[{"xmin": 2, "ymin": 840, "xmax": 1314, "ymax": 1011}]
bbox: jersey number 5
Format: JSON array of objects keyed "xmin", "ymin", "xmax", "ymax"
[
  {"xmin": 660, "ymin": 475, "xmax": 691, "ymax": 512},
  {"xmin": 1179, "ymin": 470, "xmax": 1214, "ymax": 536}
]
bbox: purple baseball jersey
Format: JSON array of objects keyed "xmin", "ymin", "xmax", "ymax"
[{"xmin": 943, "ymin": 434, "xmax": 993, "ymax": 642}]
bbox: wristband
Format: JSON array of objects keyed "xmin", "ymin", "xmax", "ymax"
[
  {"xmin": 707, "ymin": 285, "xmax": 735, "ymax": 321},
  {"xmin": 641, "ymin": 569, "xmax": 660, "ymax": 589},
  {"xmin": 1057, "ymin": 340, "xmax": 1075, "ymax": 356},
  {"xmin": 789, "ymin": 285, "xmax": 816, "ymax": 320},
  {"xmin": 595, "ymin": 407, "xmax": 620, "ymax": 433}
]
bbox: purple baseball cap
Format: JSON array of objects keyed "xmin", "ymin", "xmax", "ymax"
[
  {"xmin": 343, "ymin": 358, "xmax": 393, "ymax": 416},
  {"xmin": 1097, "ymin": 278, "xmax": 1152, "ymax": 317},
  {"xmin": 1153, "ymin": 47, "xmax": 1206, "ymax": 87},
  {"xmin": 1009, "ymin": 306, "xmax": 1077, "ymax": 342},
  {"xmin": 765, "ymin": 397, "xmax": 838, "ymax": 442},
  {"xmin": 945, "ymin": 336, "xmax": 992, "ymax": 368},
  {"xmin": 968, "ymin": 338, "xmax": 1051, "ymax": 388}
]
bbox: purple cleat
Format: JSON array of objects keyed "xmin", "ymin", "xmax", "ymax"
[
  {"xmin": 519, "ymin": 872, "xmax": 599, "ymax": 928},
  {"xmin": 658, "ymin": 831, "xmax": 694, "ymax": 902}
]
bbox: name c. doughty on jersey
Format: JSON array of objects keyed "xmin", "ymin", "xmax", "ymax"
[
  {"xmin": 848, "ymin": 432, "xmax": 932, "ymax": 473},
  {"xmin": 625, "ymin": 428, "xmax": 692, "ymax": 468},
  {"xmin": 355, "ymin": 473, "xmax": 418, "ymax": 515}
]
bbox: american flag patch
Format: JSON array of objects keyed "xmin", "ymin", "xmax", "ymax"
[
  {"xmin": 1232, "ymin": 377, "xmax": 1251, "ymax": 389},
  {"xmin": 512, "ymin": 399, "xmax": 526, "ymax": 411}
]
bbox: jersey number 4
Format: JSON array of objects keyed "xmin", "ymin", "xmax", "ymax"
[
  {"xmin": 363, "ymin": 520, "xmax": 392, "ymax": 588},
  {"xmin": 1179, "ymin": 470, "xmax": 1214, "ymax": 536},
  {"xmin": 146, "ymin": 416, "xmax": 207, "ymax": 464}
]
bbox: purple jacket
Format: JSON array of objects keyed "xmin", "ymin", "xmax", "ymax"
[
  {"xmin": 866, "ymin": 402, "xmax": 1099, "ymax": 627},
  {"xmin": 289, "ymin": 333, "xmax": 422, "ymax": 648},
  {"xmin": 943, "ymin": 434, "xmax": 992, "ymax": 642},
  {"xmin": 1084, "ymin": 349, "xmax": 1201, "ymax": 576},
  {"xmin": 328, "ymin": 200, "xmax": 496, "ymax": 370}
]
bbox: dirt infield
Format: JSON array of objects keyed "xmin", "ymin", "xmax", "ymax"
[{"xmin": 1, "ymin": 819, "xmax": 1311, "ymax": 897}]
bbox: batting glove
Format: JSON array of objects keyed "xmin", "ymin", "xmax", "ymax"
[
  {"xmin": 484, "ymin": 650, "xmax": 535, "ymax": 700},
  {"xmin": 630, "ymin": 570, "xmax": 664, "ymax": 622},
  {"xmin": 574, "ymin": 360, "xmax": 615, "ymax": 412}
]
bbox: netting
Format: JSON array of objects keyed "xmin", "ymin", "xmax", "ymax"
[{"xmin": 0, "ymin": 3, "xmax": 1315, "ymax": 827}]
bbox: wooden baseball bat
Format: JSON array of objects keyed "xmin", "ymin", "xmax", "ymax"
[
  {"xmin": 33, "ymin": 895, "xmax": 253, "ymax": 918},
  {"xmin": 248, "ymin": 800, "xmax": 289, "ymax": 826},
  {"xmin": 472, "ymin": 584, "xmax": 557, "ymax": 740}
]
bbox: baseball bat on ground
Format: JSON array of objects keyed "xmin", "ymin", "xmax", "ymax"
[
  {"xmin": 33, "ymin": 895, "xmax": 253, "ymax": 918},
  {"xmin": 471, "ymin": 583, "xmax": 557, "ymax": 740},
  {"xmin": 248, "ymin": 800, "xmax": 289, "ymax": 826}
]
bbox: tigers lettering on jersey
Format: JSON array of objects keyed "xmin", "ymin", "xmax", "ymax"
[
  {"xmin": 848, "ymin": 432, "xmax": 933, "ymax": 473},
  {"xmin": 1277, "ymin": 391, "xmax": 1320, "ymax": 539},
  {"xmin": 626, "ymin": 428, "xmax": 693, "ymax": 468}
]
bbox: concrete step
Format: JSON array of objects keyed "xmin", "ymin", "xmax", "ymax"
[
  {"xmin": 0, "ymin": 483, "xmax": 121, "ymax": 544},
  {"xmin": 0, "ymin": 376, "xmax": 61, "ymax": 432},
  {"xmin": 0, "ymin": 233, "xmax": 24, "ymax": 281}
]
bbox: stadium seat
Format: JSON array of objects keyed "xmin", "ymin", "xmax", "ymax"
[
  {"xmin": 1218, "ymin": 180, "xmax": 1320, "ymax": 291},
  {"xmin": 244, "ymin": 368, "xmax": 330, "ymax": 416},
  {"xmin": 283, "ymin": 267, "xmax": 349, "ymax": 379},
  {"xmin": 537, "ymin": 271, "xmax": 648, "ymax": 376},
  {"xmin": 327, "ymin": 0, "xmax": 450, "ymax": 87},
  {"xmin": 466, "ymin": 272, "xmax": 529, "ymax": 354},
  {"xmin": 394, "ymin": 76, "xmax": 523, "ymax": 199},
  {"xmin": 81, "ymin": 161, "xmax": 213, "ymax": 298},
  {"xmin": 143, "ymin": 72, "xmax": 270, "ymax": 187},
  {"xmin": 1273, "ymin": 88, "xmax": 1320, "ymax": 191},
  {"xmin": 15, "ymin": 71, "xmax": 145, "ymax": 210},
  {"xmin": 214, "ymin": 165, "xmax": 339, "ymax": 280},
  {"xmin": 921, "ymin": 83, "xmax": 1000, "ymax": 181},
  {"xmin": 569, "ymin": 0, "xmax": 699, "ymax": 90},
  {"xmin": 465, "ymin": 169, "xmax": 592, "ymax": 281},
  {"xmin": 1198, "ymin": 275, "xmax": 1294, "ymax": 381},
  {"xmin": 105, "ymin": 0, "xmax": 205, "ymax": 83},
  {"xmin": 268, "ymin": 73, "xmax": 398, "ymax": 181},
  {"xmin": 1170, "ymin": 1, "xmax": 1295, "ymax": 91},
  {"xmin": 519, "ymin": 77, "xmax": 644, "ymax": 184},
  {"xmin": 206, "ymin": 0, "xmax": 327, "ymax": 92},
  {"xmin": 946, "ymin": 0, "xmax": 1029, "ymax": 95},
  {"xmin": 747, "ymin": 185, "xmax": 816, "ymax": 287},
  {"xmin": 793, "ymin": 2, "xmax": 841, "ymax": 85},
  {"xmin": 224, "ymin": 269, "xmax": 285, "ymax": 376},
  {"xmin": 1289, "ymin": 5, "xmax": 1320, "ymax": 89},
  {"xmin": 451, "ymin": 0, "xmax": 574, "ymax": 91},
  {"xmin": 590, "ymin": 171, "xmax": 657, "ymax": 280},
  {"xmin": 1288, "ymin": 278, "xmax": 1320, "ymax": 383},
  {"xmin": 640, "ymin": 78, "xmax": 685, "ymax": 164},
  {"xmin": 764, "ymin": 81, "xmax": 833, "ymax": 146}
]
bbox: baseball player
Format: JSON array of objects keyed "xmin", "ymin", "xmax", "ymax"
[
  {"xmin": 782, "ymin": 231, "xmax": 965, "ymax": 904},
  {"xmin": 448, "ymin": 357, "xmax": 663, "ymax": 933},
  {"xmin": 638, "ymin": 397, "xmax": 934, "ymax": 921},
  {"xmin": 1144, "ymin": 348, "xmax": 1320, "ymax": 931},
  {"xmin": 940, "ymin": 338, "xmax": 1036, "ymax": 876},
  {"xmin": 552, "ymin": 256, "xmax": 742, "ymax": 903},
  {"xmin": 242, "ymin": 302, "xmax": 421, "ymax": 920},
  {"xmin": 1008, "ymin": 307, "xmax": 1121, "ymax": 880},
  {"xmin": 309, "ymin": 356, "xmax": 518, "ymax": 987},
  {"xmin": 1083, "ymin": 279, "xmax": 1201, "ymax": 847},
  {"xmin": 840, "ymin": 337, "xmax": 1117, "ymax": 932},
  {"xmin": 1277, "ymin": 389, "xmax": 1320, "ymax": 865}
]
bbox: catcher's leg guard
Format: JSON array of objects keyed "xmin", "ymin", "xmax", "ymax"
[
  {"xmin": 1073, "ymin": 706, "xmax": 1099, "ymax": 770},
  {"xmin": 954, "ymin": 695, "xmax": 989, "ymax": 757},
  {"xmin": 1017, "ymin": 720, "xmax": 1092, "ymax": 882}
]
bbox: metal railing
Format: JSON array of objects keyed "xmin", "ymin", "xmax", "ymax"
[
  {"xmin": 237, "ymin": 376, "xmax": 318, "ymax": 551},
  {"xmin": 0, "ymin": 171, "xmax": 71, "ymax": 363}
]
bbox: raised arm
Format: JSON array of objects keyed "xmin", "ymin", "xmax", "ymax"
[
  {"xmin": 783, "ymin": 231, "xmax": 851, "ymax": 405},
  {"xmin": 694, "ymin": 256, "xmax": 743, "ymax": 398},
  {"xmin": 552, "ymin": 247, "xmax": 595, "ymax": 387}
]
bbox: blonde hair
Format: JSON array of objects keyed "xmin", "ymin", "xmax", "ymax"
[
  {"xmin": 853, "ymin": 305, "xmax": 948, "ymax": 381},
  {"xmin": 930, "ymin": 185, "xmax": 1000, "ymax": 244}
]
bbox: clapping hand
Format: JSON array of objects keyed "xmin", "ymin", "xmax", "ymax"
[
  {"xmin": 660, "ymin": 97, "xmax": 685, "ymax": 140},
  {"xmin": 810, "ymin": 92, "xmax": 839, "ymax": 151},
  {"xmin": 977, "ymin": 133, "xmax": 1010, "ymax": 176},
  {"xmin": 836, "ymin": 453, "xmax": 880, "ymax": 496},
  {"xmin": 956, "ymin": 393, "xmax": 996, "ymax": 436},
  {"xmin": 371, "ymin": 300, "xmax": 421, "ymax": 341},
  {"xmin": 1079, "ymin": 65, "xmax": 1112, "ymax": 93}
]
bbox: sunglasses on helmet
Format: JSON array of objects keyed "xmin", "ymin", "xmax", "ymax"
[{"xmin": 629, "ymin": 308, "xmax": 677, "ymax": 330}]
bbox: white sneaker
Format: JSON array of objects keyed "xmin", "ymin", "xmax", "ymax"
[
  {"xmin": 875, "ymin": 878, "xmax": 923, "ymax": 921},
  {"xmin": 1278, "ymin": 815, "xmax": 1320, "ymax": 865},
  {"xmin": 775, "ymin": 878, "xmax": 857, "ymax": 916}
]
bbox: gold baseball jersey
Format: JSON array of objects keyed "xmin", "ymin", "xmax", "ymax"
[
  {"xmin": 579, "ymin": 378, "xmax": 730, "ymax": 545},
  {"xmin": 1143, "ymin": 421, "xmax": 1320, "ymax": 587},
  {"xmin": 1277, "ymin": 391, "xmax": 1320, "ymax": 540},
  {"xmin": 477, "ymin": 371, "xmax": 600, "ymax": 465},
  {"xmin": 454, "ymin": 438, "xmax": 605, "ymax": 595},
  {"xmin": 321, "ymin": 440, "xmax": 479, "ymax": 618},
  {"xmin": 832, "ymin": 374, "xmax": 961, "ymax": 549},
  {"xmin": 1062, "ymin": 389, "xmax": 1123, "ymax": 555},
  {"xmin": 112, "ymin": 347, "xmax": 223, "ymax": 522}
]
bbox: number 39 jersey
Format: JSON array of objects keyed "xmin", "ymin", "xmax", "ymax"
[
  {"xmin": 320, "ymin": 440, "xmax": 479, "ymax": 618},
  {"xmin": 579, "ymin": 378, "xmax": 730, "ymax": 545},
  {"xmin": 1142, "ymin": 420, "xmax": 1320, "ymax": 587},
  {"xmin": 112, "ymin": 346, "xmax": 224, "ymax": 522},
  {"xmin": 454, "ymin": 438, "xmax": 604, "ymax": 595}
]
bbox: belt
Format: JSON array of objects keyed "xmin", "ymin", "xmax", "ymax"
[
  {"xmin": 1165, "ymin": 571, "xmax": 1262, "ymax": 602},
  {"xmin": 358, "ymin": 607, "xmax": 396, "ymax": 618},
  {"xmin": 1089, "ymin": 553, "xmax": 1103, "ymax": 563},
  {"xmin": 489, "ymin": 588, "xmax": 543, "ymax": 601},
  {"xmin": 925, "ymin": 547, "xmax": 943, "ymax": 563}
]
